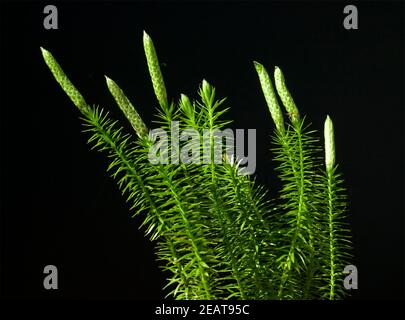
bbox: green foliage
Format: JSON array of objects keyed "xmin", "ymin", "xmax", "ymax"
[{"xmin": 41, "ymin": 32, "xmax": 352, "ymax": 300}]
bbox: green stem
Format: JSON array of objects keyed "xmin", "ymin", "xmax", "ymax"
[
  {"xmin": 327, "ymin": 169, "xmax": 336, "ymax": 300},
  {"xmin": 87, "ymin": 109, "xmax": 191, "ymax": 299},
  {"xmin": 277, "ymin": 128, "xmax": 308, "ymax": 299},
  {"xmin": 228, "ymin": 169, "xmax": 266, "ymax": 298},
  {"xmin": 206, "ymin": 101, "xmax": 246, "ymax": 299},
  {"xmin": 156, "ymin": 163, "xmax": 212, "ymax": 299}
]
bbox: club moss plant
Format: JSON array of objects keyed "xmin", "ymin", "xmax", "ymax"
[{"xmin": 40, "ymin": 31, "xmax": 352, "ymax": 300}]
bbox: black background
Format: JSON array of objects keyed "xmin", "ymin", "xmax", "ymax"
[{"xmin": 0, "ymin": 1, "xmax": 403, "ymax": 301}]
